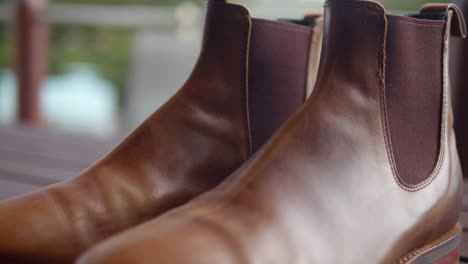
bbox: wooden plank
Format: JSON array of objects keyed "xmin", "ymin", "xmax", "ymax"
[
  {"xmin": 0, "ymin": 147, "xmax": 93, "ymax": 171},
  {"xmin": 0, "ymin": 125, "xmax": 119, "ymax": 150},
  {"xmin": 0, "ymin": 159, "xmax": 73, "ymax": 184},
  {"xmin": 0, "ymin": 125, "xmax": 118, "ymax": 197},
  {"xmin": 0, "ymin": 125, "xmax": 118, "ymax": 196},
  {"xmin": 0, "ymin": 140, "xmax": 109, "ymax": 164},
  {"xmin": 0, "ymin": 179, "xmax": 42, "ymax": 199},
  {"xmin": 0, "ymin": 126, "xmax": 119, "ymax": 163}
]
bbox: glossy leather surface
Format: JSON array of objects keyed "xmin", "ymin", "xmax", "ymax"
[
  {"xmin": 0, "ymin": 1, "xmax": 251, "ymax": 263},
  {"xmin": 0, "ymin": 1, "xmax": 324, "ymax": 262},
  {"xmin": 77, "ymin": 1, "xmax": 464, "ymax": 263}
]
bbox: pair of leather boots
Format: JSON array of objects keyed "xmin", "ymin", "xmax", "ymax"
[{"xmin": 0, "ymin": 0, "xmax": 466, "ymax": 263}]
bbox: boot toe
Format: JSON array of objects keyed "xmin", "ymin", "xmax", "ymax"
[
  {"xmin": 0, "ymin": 190, "xmax": 81, "ymax": 263},
  {"xmin": 76, "ymin": 213, "xmax": 240, "ymax": 264}
]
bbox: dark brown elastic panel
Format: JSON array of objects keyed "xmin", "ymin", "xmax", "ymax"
[
  {"xmin": 385, "ymin": 15, "xmax": 445, "ymax": 185},
  {"xmin": 248, "ymin": 19, "xmax": 313, "ymax": 153}
]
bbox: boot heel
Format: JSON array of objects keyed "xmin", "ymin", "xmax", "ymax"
[{"xmin": 399, "ymin": 223, "xmax": 462, "ymax": 264}]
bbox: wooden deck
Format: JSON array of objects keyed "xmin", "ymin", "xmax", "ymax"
[
  {"xmin": 0, "ymin": 125, "xmax": 119, "ymax": 198},
  {"xmin": 0, "ymin": 125, "xmax": 467, "ymax": 262}
]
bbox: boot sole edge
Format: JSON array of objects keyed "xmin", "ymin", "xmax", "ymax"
[{"xmin": 397, "ymin": 223, "xmax": 462, "ymax": 264}]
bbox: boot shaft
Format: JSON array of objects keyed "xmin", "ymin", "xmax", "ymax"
[
  {"xmin": 317, "ymin": 0, "xmax": 465, "ymax": 187},
  {"xmin": 199, "ymin": 0, "xmax": 322, "ymax": 154}
]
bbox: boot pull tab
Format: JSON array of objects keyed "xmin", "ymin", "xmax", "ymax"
[{"xmin": 420, "ymin": 3, "xmax": 467, "ymax": 38}]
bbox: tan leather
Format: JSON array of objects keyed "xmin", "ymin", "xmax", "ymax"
[
  {"xmin": 0, "ymin": 1, "xmax": 322, "ymax": 263},
  {"xmin": 305, "ymin": 14, "xmax": 323, "ymax": 98},
  {"xmin": 77, "ymin": 1, "xmax": 465, "ymax": 264}
]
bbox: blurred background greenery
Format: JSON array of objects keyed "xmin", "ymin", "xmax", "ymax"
[
  {"xmin": 0, "ymin": 0, "xmax": 450, "ymax": 93},
  {"xmin": 0, "ymin": 0, "xmax": 451, "ymax": 135},
  {"xmin": 48, "ymin": 25, "xmax": 133, "ymax": 102},
  {"xmin": 0, "ymin": 0, "xmax": 450, "ymax": 77},
  {"xmin": 53, "ymin": 0, "xmax": 204, "ymax": 5}
]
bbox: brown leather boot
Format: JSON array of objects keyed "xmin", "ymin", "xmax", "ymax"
[
  {"xmin": 0, "ymin": 1, "xmax": 323, "ymax": 263},
  {"xmin": 77, "ymin": 1, "xmax": 467, "ymax": 264}
]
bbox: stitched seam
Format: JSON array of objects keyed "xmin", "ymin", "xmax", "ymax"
[
  {"xmin": 387, "ymin": 11, "xmax": 451, "ymax": 191},
  {"xmin": 210, "ymin": 1, "xmax": 252, "ymax": 160},
  {"xmin": 176, "ymin": 0, "xmax": 395, "ymax": 228},
  {"xmin": 323, "ymin": 1, "xmax": 405, "ymax": 192},
  {"xmin": 191, "ymin": 0, "xmax": 387, "ymax": 214},
  {"xmin": 240, "ymin": 8, "xmax": 253, "ymax": 159},
  {"xmin": 395, "ymin": 224, "xmax": 461, "ymax": 263},
  {"xmin": 375, "ymin": 4, "xmax": 402, "ymax": 192},
  {"xmin": 405, "ymin": 12, "xmax": 450, "ymax": 190},
  {"xmin": 167, "ymin": 2, "xmax": 258, "ymax": 222},
  {"xmin": 342, "ymin": 0, "xmax": 446, "ymax": 192}
]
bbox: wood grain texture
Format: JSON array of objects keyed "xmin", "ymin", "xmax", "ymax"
[
  {"xmin": 0, "ymin": 125, "xmax": 118, "ymax": 197},
  {"xmin": 0, "ymin": 179, "xmax": 41, "ymax": 200}
]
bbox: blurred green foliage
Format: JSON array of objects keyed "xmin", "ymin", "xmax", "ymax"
[
  {"xmin": 0, "ymin": 23, "xmax": 134, "ymax": 102},
  {"xmin": 0, "ymin": 0, "xmax": 206, "ymax": 102},
  {"xmin": 49, "ymin": 24, "xmax": 134, "ymax": 98},
  {"xmin": 0, "ymin": 0, "xmax": 453, "ymax": 102},
  {"xmin": 377, "ymin": 0, "xmax": 449, "ymax": 11},
  {"xmin": 0, "ymin": 24, "xmax": 9, "ymax": 70},
  {"xmin": 52, "ymin": 0, "xmax": 205, "ymax": 6}
]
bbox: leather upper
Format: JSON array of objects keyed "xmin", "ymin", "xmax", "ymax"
[
  {"xmin": 77, "ymin": 1, "xmax": 464, "ymax": 263},
  {"xmin": 0, "ymin": 2, "xmax": 252, "ymax": 263},
  {"xmin": 0, "ymin": 1, "xmax": 322, "ymax": 263}
]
